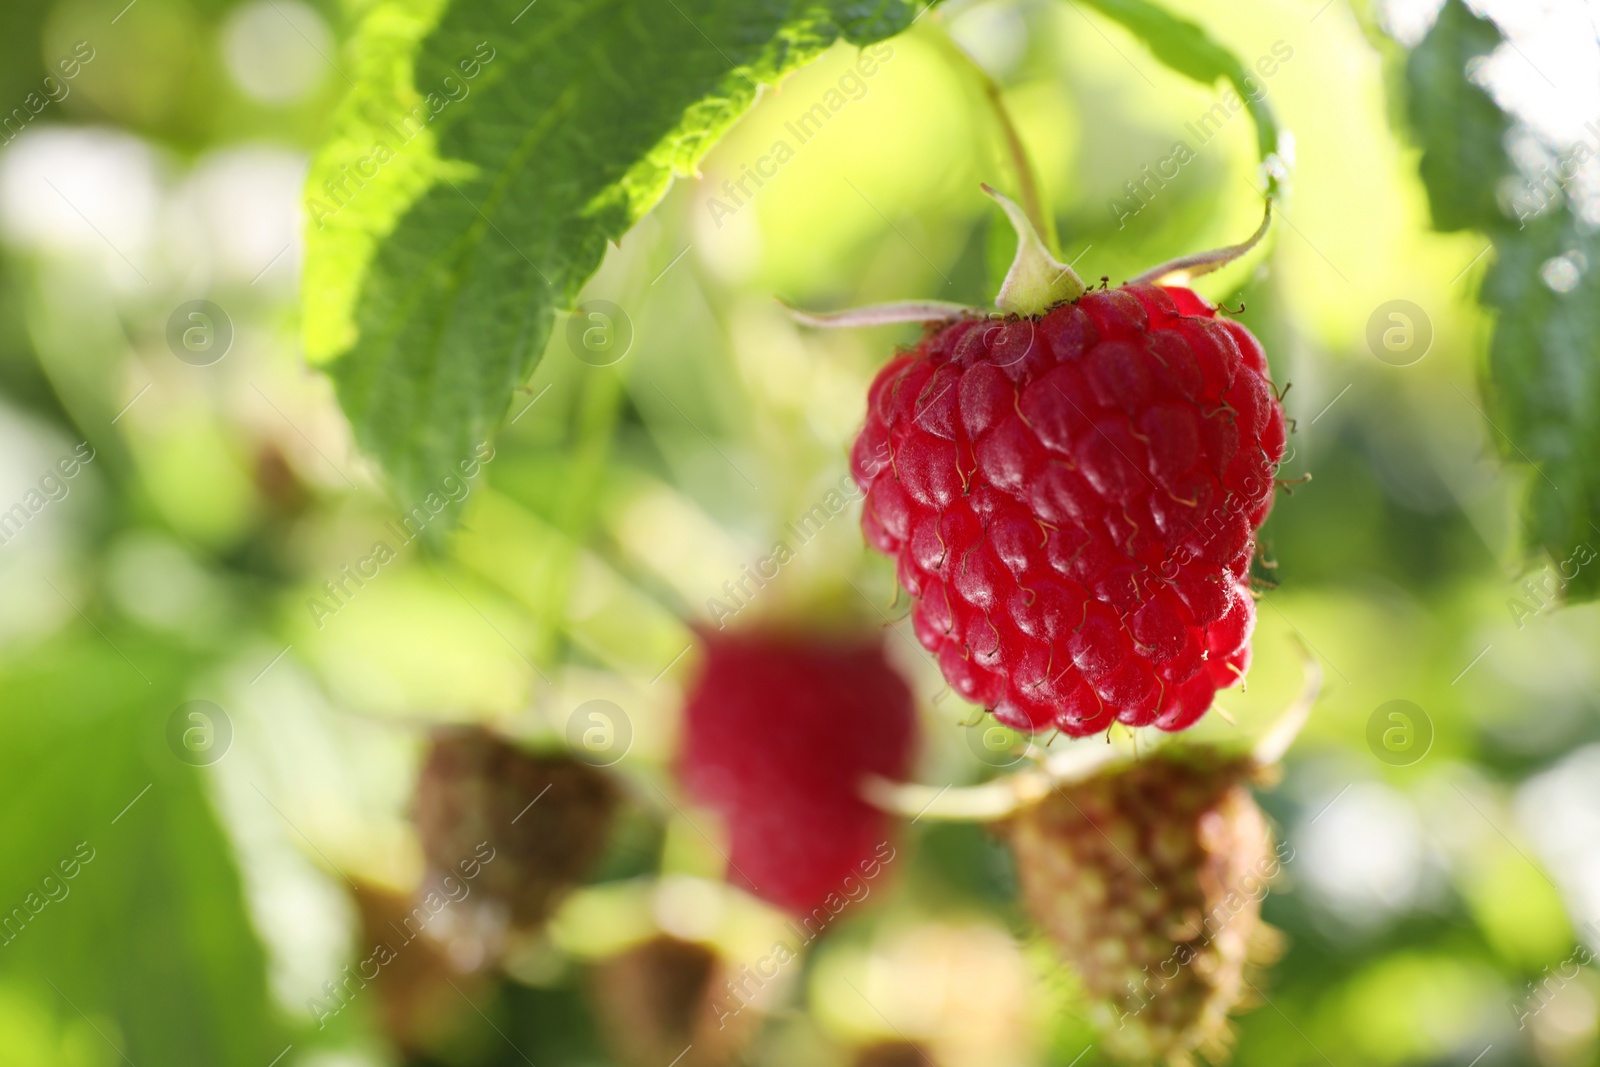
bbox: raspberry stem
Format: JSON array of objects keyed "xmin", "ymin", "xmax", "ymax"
[
  {"xmin": 860, "ymin": 775, "xmax": 1034, "ymax": 821},
  {"xmin": 860, "ymin": 732, "xmax": 1143, "ymax": 822},
  {"xmin": 934, "ymin": 28, "xmax": 1058, "ymax": 254},
  {"xmin": 1248, "ymin": 638, "xmax": 1321, "ymax": 768}
]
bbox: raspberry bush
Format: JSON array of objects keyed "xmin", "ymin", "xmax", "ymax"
[{"xmin": 16, "ymin": 0, "xmax": 1577, "ymax": 1061}]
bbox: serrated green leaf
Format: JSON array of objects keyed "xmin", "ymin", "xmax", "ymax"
[
  {"xmin": 1402, "ymin": 0, "xmax": 1511, "ymax": 232},
  {"xmin": 1077, "ymin": 0, "xmax": 1288, "ymax": 191},
  {"xmin": 1481, "ymin": 217, "xmax": 1600, "ymax": 598},
  {"xmin": 1399, "ymin": 0, "xmax": 1600, "ymax": 600},
  {"xmin": 303, "ymin": 0, "xmax": 923, "ymax": 518}
]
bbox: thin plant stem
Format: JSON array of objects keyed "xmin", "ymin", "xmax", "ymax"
[{"xmin": 934, "ymin": 28, "xmax": 1059, "ymax": 256}]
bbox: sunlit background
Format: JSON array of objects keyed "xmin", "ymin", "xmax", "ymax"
[{"xmin": 3, "ymin": 0, "xmax": 1600, "ymax": 1064}]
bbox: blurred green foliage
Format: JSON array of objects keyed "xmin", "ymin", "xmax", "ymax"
[{"xmin": 1404, "ymin": 0, "xmax": 1600, "ymax": 604}]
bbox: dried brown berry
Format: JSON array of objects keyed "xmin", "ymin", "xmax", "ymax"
[
  {"xmin": 347, "ymin": 881, "xmax": 491, "ymax": 1054},
  {"xmin": 588, "ymin": 935, "xmax": 759, "ymax": 1067},
  {"xmin": 413, "ymin": 725, "xmax": 619, "ymax": 929},
  {"xmin": 851, "ymin": 1041, "xmax": 938, "ymax": 1067}
]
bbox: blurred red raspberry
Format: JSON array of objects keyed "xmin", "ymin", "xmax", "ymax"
[{"xmin": 677, "ymin": 629, "xmax": 916, "ymax": 914}]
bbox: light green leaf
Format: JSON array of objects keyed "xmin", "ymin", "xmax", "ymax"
[
  {"xmin": 1480, "ymin": 217, "xmax": 1600, "ymax": 599},
  {"xmin": 1077, "ymin": 0, "xmax": 1289, "ymax": 193},
  {"xmin": 1400, "ymin": 0, "xmax": 1600, "ymax": 600},
  {"xmin": 1401, "ymin": 0, "xmax": 1511, "ymax": 232},
  {"xmin": 303, "ymin": 0, "xmax": 924, "ymax": 517},
  {"xmin": 0, "ymin": 632, "xmax": 287, "ymax": 1064}
]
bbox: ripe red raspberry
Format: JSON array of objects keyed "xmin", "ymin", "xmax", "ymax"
[
  {"xmin": 851, "ymin": 285, "xmax": 1285, "ymax": 735},
  {"xmin": 677, "ymin": 628, "xmax": 916, "ymax": 914}
]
